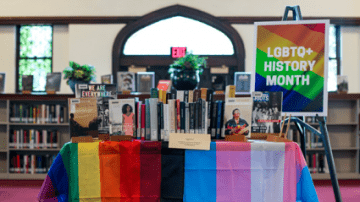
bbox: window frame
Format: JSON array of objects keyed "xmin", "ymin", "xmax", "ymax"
[{"xmin": 15, "ymin": 24, "xmax": 54, "ymax": 92}]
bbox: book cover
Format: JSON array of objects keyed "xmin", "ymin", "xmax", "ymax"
[
  {"xmin": 251, "ymin": 92, "xmax": 283, "ymax": 133},
  {"xmin": 69, "ymin": 98, "xmax": 99, "ymax": 138},
  {"xmin": 337, "ymin": 75, "xmax": 348, "ymax": 93},
  {"xmin": 45, "ymin": 72, "xmax": 61, "ymax": 92},
  {"xmin": 234, "ymin": 72, "xmax": 251, "ymax": 94},
  {"xmin": 22, "ymin": 75, "xmax": 33, "ymax": 91},
  {"xmin": 109, "ymin": 99, "xmax": 135, "ymax": 136},
  {"xmin": 224, "ymin": 97, "xmax": 253, "ymax": 138},
  {"xmin": 75, "ymin": 84, "xmax": 117, "ymax": 134},
  {"xmin": 101, "ymin": 74, "xmax": 113, "ymax": 84},
  {"xmin": 0, "ymin": 72, "xmax": 5, "ymax": 93},
  {"xmin": 157, "ymin": 80, "xmax": 172, "ymax": 93},
  {"xmin": 117, "ymin": 72, "xmax": 135, "ymax": 91},
  {"xmin": 137, "ymin": 72, "xmax": 155, "ymax": 93}
]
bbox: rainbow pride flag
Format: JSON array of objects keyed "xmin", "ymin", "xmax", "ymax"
[
  {"xmin": 37, "ymin": 141, "xmax": 161, "ymax": 202},
  {"xmin": 184, "ymin": 141, "xmax": 318, "ymax": 202},
  {"xmin": 254, "ymin": 22, "xmax": 327, "ymax": 114}
]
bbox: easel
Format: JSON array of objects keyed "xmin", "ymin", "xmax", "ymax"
[{"xmin": 282, "ymin": 6, "xmax": 342, "ymax": 202}]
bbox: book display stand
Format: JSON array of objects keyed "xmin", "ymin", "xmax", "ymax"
[{"xmin": 281, "ymin": 6, "xmax": 342, "ymax": 202}]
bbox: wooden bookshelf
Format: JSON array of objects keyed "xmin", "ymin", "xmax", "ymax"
[{"xmin": 0, "ymin": 93, "xmax": 360, "ymax": 180}]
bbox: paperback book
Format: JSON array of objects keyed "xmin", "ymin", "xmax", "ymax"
[
  {"xmin": 69, "ymin": 98, "xmax": 99, "ymax": 137},
  {"xmin": 75, "ymin": 84, "xmax": 117, "ymax": 134},
  {"xmin": 251, "ymin": 92, "xmax": 283, "ymax": 133},
  {"xmin": 45, "ymin": 72, "xmax": 61, "ymax": 92},
  {"xmin": 22, "ymin": 75, "xmax": 33, "ymax": 92},
  {"xmin": 109, "ymin": 99, "xmax": 135, "ymax": 136},
  {"xmin": 224, "ymin": 98, "xmax": 252, "ymax": 138}
]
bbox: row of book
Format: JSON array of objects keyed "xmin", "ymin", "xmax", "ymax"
[
  {"xmin": 71, "ymin": 84, "xmax": 283, "ymax": 140},
  {"xmin": 9, "ymin": 154, "xmax": 56, "ymax": 174},
  {"xmin": 287, "ymin": 129, "xmax": 324, "ymax": 148},
  {"xmin": 9, "ymin": 103, "xmax": 68, "ymax": 124},
  {"xmin": 306, "ymin": 153, "xmax": 329, "ymax": 174},
  {"xmin": 9, "ymin": 129, "xmax": 58, "ymax": 149}
]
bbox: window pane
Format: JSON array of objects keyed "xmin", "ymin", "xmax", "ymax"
[
  {"xmin": 123, "ymin": 16, "xmax": 234, "ymax": 55},
  {"xmin": 328, "ymin": 59, "xmax": 337, "ymax": 92},
  {"xmin": 19, "ymin": 59, "xmax": 52, "ymax": 91},
  {"xmin": 329, "ymin": 25, "xmax": 336, "ymax": 58},
  {"xmin": 20, "ymin": 25, "xmax": 52, "ymax": 58}
]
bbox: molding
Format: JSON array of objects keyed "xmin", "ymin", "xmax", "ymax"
[{"xmin": 1, "ymin": 16, "xmax": 360, "ymax": 25}]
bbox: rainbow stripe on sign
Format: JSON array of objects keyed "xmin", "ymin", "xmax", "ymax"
[{"xmin": 254, "ymin": 23, "xmax": 326, "ymax": 113}]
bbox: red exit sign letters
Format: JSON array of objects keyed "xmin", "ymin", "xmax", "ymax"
[{"xmin": 171, "ymin": 47, "xmax": 187, "ymax": 58}]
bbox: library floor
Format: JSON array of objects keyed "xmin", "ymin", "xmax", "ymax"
[{"xmin": 0, "ymin": 180, "xmax": 360, "ymax": 202}]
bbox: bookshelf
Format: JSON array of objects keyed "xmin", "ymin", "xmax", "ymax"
[{"xmin": 0, "ymin": 93, "xmax": 359, "ymax": 180}]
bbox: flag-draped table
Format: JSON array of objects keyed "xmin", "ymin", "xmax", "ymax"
[{"xmin": 38, "ymin": 140, "xmax": 318, "ymax": 202}]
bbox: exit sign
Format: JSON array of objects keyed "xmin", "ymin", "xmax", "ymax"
[{"xmin": 171, "ymin": 47, "xmax": 186, "ymax": 58}]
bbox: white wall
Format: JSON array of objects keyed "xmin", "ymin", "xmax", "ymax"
[
  {"xmin": 1, "ymin": 1, "xmax": 360, "ymax": 93},
  {"xmin": 341, "ymin": 27, "xmax": 360, "ymax": 93},
  {"xmin": 0, "ymin": 0, "xmax": 360, "ymax": 17},
  {"xmin": 0, "ymin": 26, "xmax": 16, "ymax": 93}
]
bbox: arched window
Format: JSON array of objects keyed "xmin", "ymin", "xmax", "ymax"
[
  {"xmin": 123, "ymin": 16, "xmax": 234, "ymax": 55},
  {"xmin": 113, "ymin": 5, "xmax": 245, "ymax": 90}
]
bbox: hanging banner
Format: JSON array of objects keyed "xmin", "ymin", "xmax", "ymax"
[{"xmin": 252, "ymin": 20, "xmax": 329, "ymax": 116}]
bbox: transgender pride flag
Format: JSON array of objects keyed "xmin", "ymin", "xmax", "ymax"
[{"xmin": 184, "ymin": 141, "xmax": 318, "ymax": 202}]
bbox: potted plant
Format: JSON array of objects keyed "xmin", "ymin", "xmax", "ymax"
[
  {"xmin": 63, "ymin": 61, "xmax": 96, "ymax": 93},
  {"xmin": 168, "ymin": 52, "xmax": 207, "ymax": 90}
]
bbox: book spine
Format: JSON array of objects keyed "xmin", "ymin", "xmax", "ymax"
[
  {"xmin": 202, "ymin": 100, "xmax": 206, "ymax": 134},
  {"xmin": 207, "ymin": 90, "xmax": 213, "ymax": 134},
  {"xmin": 163, "ymin": 104, "xmax": 169, "ymax": 141},
  {"xmin": 41, "ymin": 104, "xmax": 46, "ymax": 124},
  {"xmin": 216, "ymin": 101, "xmax": 222, "ymax": 139},
  {"xmin": 188, "ymin": 90, "xmax": 194, "ymax": 103},
  {"xmin": 56, "ymin": 104, "xmax": 60, "ymax": 123},
  {"xmin": 141, "ymin": 104, "xmax": 146, "ymax": 140},
  {"xmin": 149, "ymin": 98, "xmax": 158, "ymax": 141},
  {"xmin": 157, "ymin": 102, "xmax": 162, "ymax": 141},
  {"xmin": 185, "ymin": 103, "xmax": 189, "ymax": 133},
  {"xmin": 137, "ymin": 101, "xmax": 142, "ymax": 139},
  {"xmin": 193, "ymin": 89, "xmax": 201, "ymax": 102},
  {"xmin": 16, "ymin": 130, "xmax": 19, "ymax": 149},
  {"xmin": 195, "ymin": 101, "xmax": 199, "ymax": 134},
  {"xmin": 19, "ymin": 104, "xmax": 23, "ymax": 123},
  {"xmin": 204, "ymin": 102, "xmax": 208, "ymax": 134},
  {"xmin": 53, "ymin": 130, "xmax": 58, "ymax": 148},
  {"xmin": 220, "ymin": 101, "xmax": 225, "ymax": 138},
  {"xmin": 189, "ymin": 103, "xmax": 195, "ymax": 134},
  {"xmin": 176, "ymin": 99, "xmax": 180, "ymax": 132},
  {"xmin": 201, "ymin": 88, "xmax": 207, "ymax": 100},
  {"xmin": 177, "ymin": 91, "xmax": 184, "ymax": 102},
  {"xmin": 180, "ymin": 101, "xmax": 185, "ymax": 133},
  {"xmin": 184, "ymin": 91, "xmax": 189, "ymax": 103},
  {"xmin": 168, "ymin": 100, "xmax": 176, "ymax": 134},
  {"xmin": 20, "ymin": 129, "xmax": 23, "ymax": 148},
  {"xmin": 43, "ymin": 130, "xmax": 47, "ymax": 149},
  {"xmin": 198, "ymin": 99, "xmax": 202, "ymax": 134},
  {"xmin": 145, "ymin": 99, "xmax": 151, "ymax": 140}
]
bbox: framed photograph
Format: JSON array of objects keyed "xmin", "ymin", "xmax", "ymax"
[
  {"xmin": 117, "ymin": 72, "xmax": 135, "ymax": 92},
  {"xmin": 234, "ymin": 72, "xmax": 251, "ymax": 94},
  {"xmin": 101, "ymin": 74, "xmax": 113, "ymax": 84},
  {"xmin": 46, "ymin": 72, "xmax": 61, "ymax": 92},
  {"xmin": 136, "ymin": 72, "xmax": 155, "ymax": 93}
]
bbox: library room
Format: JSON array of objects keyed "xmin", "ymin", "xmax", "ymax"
[{"xmin": 0, "ymin": 1, "xmax": 359, "ymax": 202}]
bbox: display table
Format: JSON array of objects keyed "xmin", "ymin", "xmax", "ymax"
[{"xmin": 37, "ymin": 140, "xmax": 318, "ymax": 202}]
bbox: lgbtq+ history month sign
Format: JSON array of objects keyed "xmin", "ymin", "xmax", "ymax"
[{"xmin": 251, "ymin": 20, "xmax": 330, "ymax": 116}]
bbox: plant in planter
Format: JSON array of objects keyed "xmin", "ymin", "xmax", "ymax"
[
  {"xmin": 63, "ymin": 61, "xmax": 96, "ymax": 93},
  {"xmin": 168, "ymin": 52, "xmax": 207, "ymax": 90}
]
